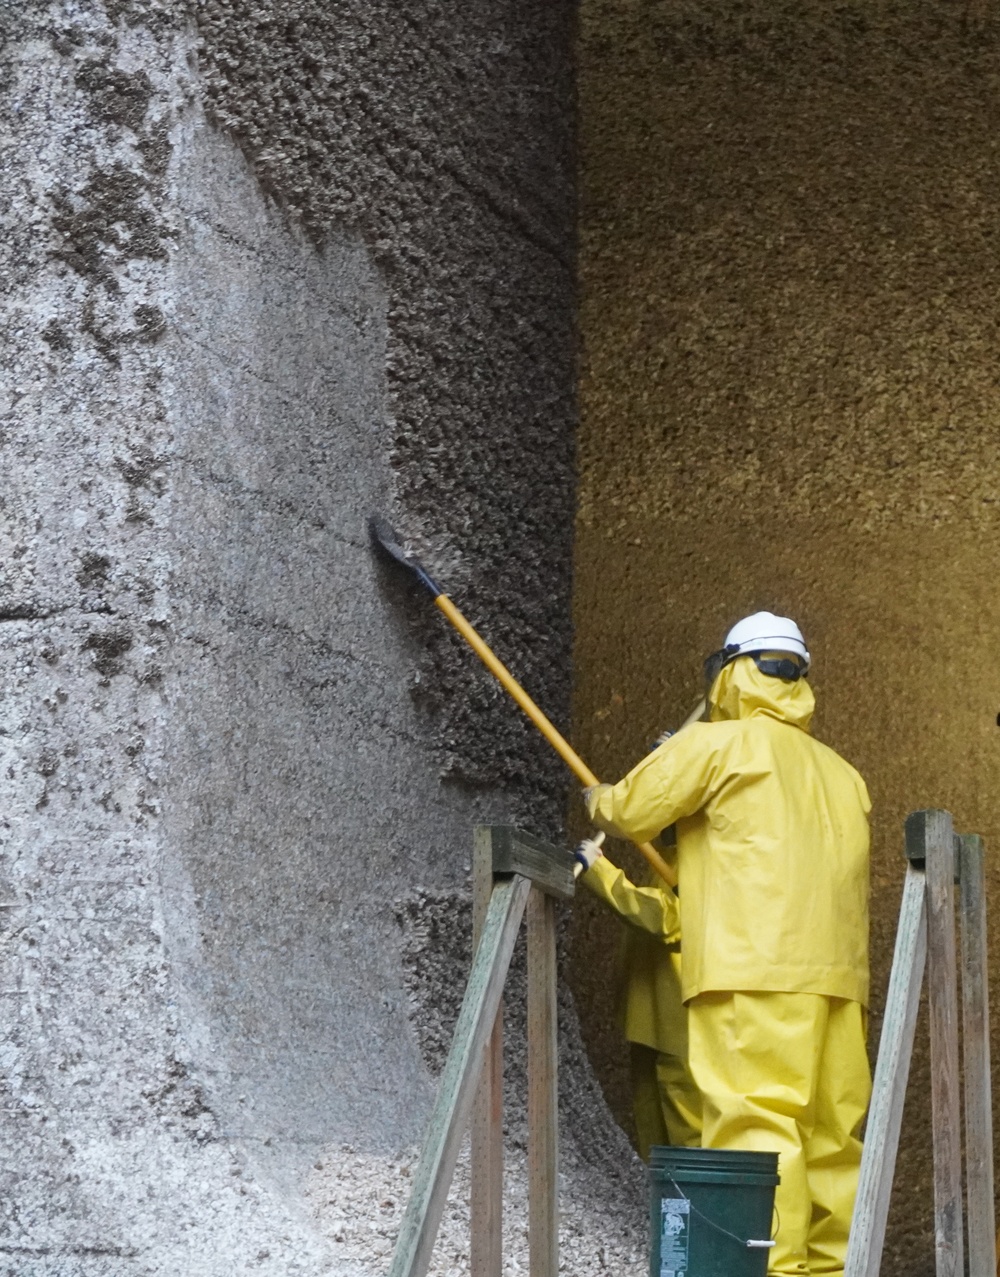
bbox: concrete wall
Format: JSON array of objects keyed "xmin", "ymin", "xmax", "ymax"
[
  {"xmin": 195, "ymin": 0, "xmax": 579, "ymax": 809},
  {"xmin": 0, "ymin": 1, "xmax": 585, "ymax": 1271},
  {"xmin": 573, "ymin": 2, "xmax": 1000, "ymax": 1273}
]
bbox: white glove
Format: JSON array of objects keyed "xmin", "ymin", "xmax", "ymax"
[{"xmin": 573, "ymin": 831, "xmax": 606, "ymax": 877}]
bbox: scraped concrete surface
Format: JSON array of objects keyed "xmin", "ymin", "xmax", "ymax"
[
  {"xmin": 0, "ymin": 1, "xmax": 648, "ymax": 1273},
  {"xmin": 0, "ymin": 15, "xmax": 352, "ymax": 1268},
  {"xmin": 194, "ymin": 0, "xmax": 579, "ymax": 812}
]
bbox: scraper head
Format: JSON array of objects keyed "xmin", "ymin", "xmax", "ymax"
[{"xmin": 368, "ymin": 515, "xmax": 443, "ymax": 596}]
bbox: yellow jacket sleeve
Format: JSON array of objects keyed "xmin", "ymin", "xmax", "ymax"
[
  {"xmin": 585, "ymin": 724, "xmax": 724, "ymax": 845},
  {"xmin": 581, "ymin": 853, "xmax": 681, "ymax": 944}
]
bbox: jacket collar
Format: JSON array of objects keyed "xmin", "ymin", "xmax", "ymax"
[{"xmin": 708, "ymin": 656, "xmax": 815, "ymax": 731}]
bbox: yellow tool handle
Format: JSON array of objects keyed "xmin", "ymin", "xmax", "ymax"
[
  {"xmin": 681, "ymin": 698, "xmax": 707, "ymax": 730},
  {"xmin": 434, "ymin": 594, "xmax": 677, "ymax": 889}
]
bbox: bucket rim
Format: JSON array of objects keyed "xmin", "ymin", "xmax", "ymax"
[{"xmin": 650, "ymin": 1145, "xmax": 779, "ymax": 1171}]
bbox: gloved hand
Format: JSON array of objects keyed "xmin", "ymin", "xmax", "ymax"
[
  {"xmin": 573, "ymin": 831, "xmax": 606, "ymax": 876},
  {"xmin": 583, "ymin": 782, "xmax": 612, "ymax": 821},
  {"xmin": 652, "ymin": 729, "xmax": 673, "ymax": 749}
]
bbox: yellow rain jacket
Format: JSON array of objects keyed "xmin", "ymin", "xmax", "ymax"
[{"xmin": 586, "ymin": 657, "xmax": 871, "ymax": 1006}]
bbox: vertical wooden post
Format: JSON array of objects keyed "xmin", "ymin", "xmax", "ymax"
[
  {"xmin": 913, "ymin": 809, "xmax": 964, "ymax": 1277},
  {"xmin": 527, "ymin": 887, "xmax": 559, "ymax": 1277},
  {"xmin": 958, "ymin": 833, "xmax": 996, "ymax": 1277},
  {"xmin": 471, "ymin": 827, "xmax": 503, "ymax": 1277},
  {"xmin": 388, "ymin": 874, "xmax": 531, "ymax": 1277},
  {"xmin": 844, "ymin": 859, "xmax": 928, "ymax": 1277}
]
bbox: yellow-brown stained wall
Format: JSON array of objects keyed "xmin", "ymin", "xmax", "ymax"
[{"xmin": 573, "ymin": 3, "xmax": 1000, "ymax": 1271}]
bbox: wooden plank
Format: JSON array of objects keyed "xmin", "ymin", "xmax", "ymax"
[
  {"xmin": 918, "ymin": 810, "xmax": 965, "ymax": 1277},
  {"xmin": 904, "ymin": 809, "xmax": 931, "ymax": 866},
  {"xmin": 488, "ymin": 826, "xmax": 576, "ymax": 901},
  {"xmin": 471, "ymin": 827, "xmax": 504, "ymax": 1277},
  {"xmin": 958, "ymin": 833, "xmax": 996, "ymax": 1277},
  {"xmin": 527, "ymin": 887, "xmax": 559, "ymax": 1277},
  {"xmin": 845, "ymin": 861, "xmax": 928, "ymax": 1277},
  {"xmin": 388, "ymin": 872, "xmax": 531, "ymax": 1277}
]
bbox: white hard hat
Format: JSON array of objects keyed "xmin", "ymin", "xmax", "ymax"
[
  {"xmin": 723, "ymin": 612, "xmax": 810, "ymax": 667},
  {"xmin": 704, "ymin": 611, "xmax": 810, "ymax": 688}
]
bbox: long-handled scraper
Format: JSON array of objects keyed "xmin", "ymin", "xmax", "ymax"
[{"xmin": 369, "ymin": 515, "xmax": 678, "ymax": 888}]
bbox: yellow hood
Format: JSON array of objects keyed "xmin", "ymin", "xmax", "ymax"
[{"xmin": 708, "ymin": 655, "xmax": 815, "ymax": 731}]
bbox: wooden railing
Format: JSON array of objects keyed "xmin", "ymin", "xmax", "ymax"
[
  {"xmin": 387, "ymin": 826, "xmax": 574, "ymax": 1277},
  {"xmin": 846, "ymin": 809, "xmax": 996, "ymax": 1277}
]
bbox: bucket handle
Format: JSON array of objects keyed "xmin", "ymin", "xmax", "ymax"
[{"xmin": 665, "ymin": 1173, "xmax": 779, "ymax": 1250}]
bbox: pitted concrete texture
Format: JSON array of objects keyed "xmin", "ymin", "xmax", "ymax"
[
  {"xmin": 574, "ymin": 2, "xmax": 1000, "ymax": 1273},
  {"xmin": 194, "ymin": 0, "xmax": 578, "ymax": 820},
  {"xmin": 0, "ymin": 1, "xmax": 588, "ymax": 1272},
  {"xmin": 1, "ymin": 13, "xmax": 339, "ymax": 1271}
]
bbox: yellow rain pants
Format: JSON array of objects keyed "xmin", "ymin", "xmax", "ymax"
[
  {"xmin": 583, "ymin": 858, "xmax": 700, "ymax": 1151},
  {"xmin": 630, "ymin": 1040, "xmax": 702, "ymax": 1152},
  {"xmin": 688, "ymin": 991, "xmax": 871, "ymax": 1276},
  {"xmin": 624, "ymin": 943, "xmax": 701, "ymax": 1151}
]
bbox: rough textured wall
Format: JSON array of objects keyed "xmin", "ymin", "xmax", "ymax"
[
  {"xmin": 0, "ymin": 0, "xmax": 587, "ymax": 1271},
  {"xmin": 573, "ymin": 2, "xmax": 1000, "ymax": 1273},
  {"xmin": 195, "ymin": 0, "xmax": 578, "ymax": 810}
]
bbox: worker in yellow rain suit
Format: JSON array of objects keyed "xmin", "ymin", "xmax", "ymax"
[
  {"xmin": 578, "ymin": 840, "xmax": 700, "ymax": 1154},
  {"xmin": 579, "ymin": 612, "xmax": 871, "ymax": 1277}
]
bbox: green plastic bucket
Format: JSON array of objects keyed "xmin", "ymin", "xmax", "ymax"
[{"xmin": 649, "ymin": 1146, "xmax": 780, "ymax": 1277}]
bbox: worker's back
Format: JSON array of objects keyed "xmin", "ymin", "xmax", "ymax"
[
  {"xmin": 676, "ymin": 702, "xmax": 870, "ymax": 1005},
  {"xmin": 587, "ymin": 656, "xmax": 870, "ymax": 1005}
]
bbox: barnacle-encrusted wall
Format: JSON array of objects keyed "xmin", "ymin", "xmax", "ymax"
[
  {"xmin": 573, "ymin": 3, "xmax": 1000, "ymax": 1273},
  {"xmin": 194, "ymin": 0, "xmax": 578, "ymax": 810}
]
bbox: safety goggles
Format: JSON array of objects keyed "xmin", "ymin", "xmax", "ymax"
[
  {"xmin": 753, "ymin": 654, "xmax": 808, "ymax": 681},
  {"xmin": 703, "ymin": 646, "xmax": 808, "ymax": 688}
]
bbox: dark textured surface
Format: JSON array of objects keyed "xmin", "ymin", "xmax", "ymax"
[
  {"xmin": 194, "ymin": 0, "xmax": 578, "ymax": 827},
  {"xmin": 574, "ymin": 2, "xmax": 1000, "ymax": 1273}
]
